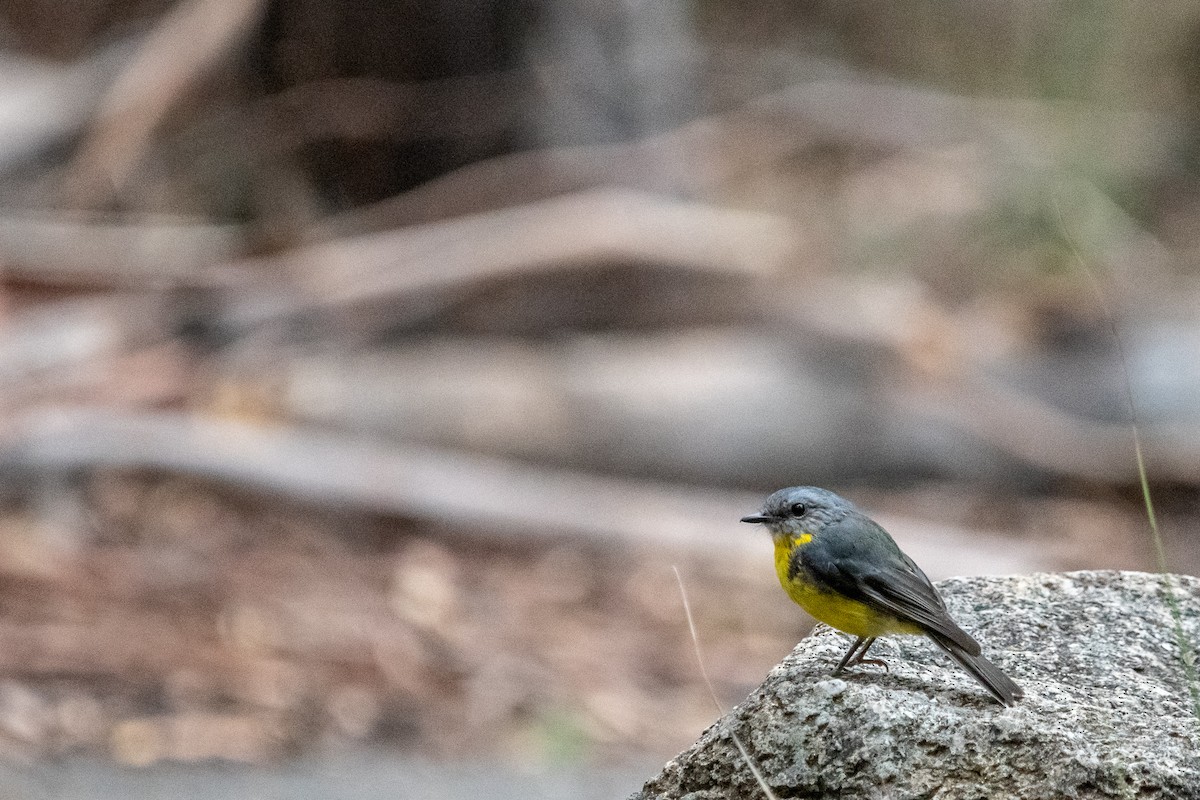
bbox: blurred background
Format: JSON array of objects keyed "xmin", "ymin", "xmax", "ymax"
[{"xmin": 0, "ymin": 0, "xmax": 1196, "ymax": 796}]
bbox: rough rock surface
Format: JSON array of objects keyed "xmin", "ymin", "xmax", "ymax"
[{"xmin": 633, "ymin": 571, "xmax": 1200, "ymax": 799}]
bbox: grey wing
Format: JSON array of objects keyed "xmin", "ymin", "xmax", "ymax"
[
  {"xmin": 856, "ymin": 565, "xmax": 981, "ymax": 655},
  {"xmin": 802, "ymin": 516, "xmax": 982, "ymax": 656}
]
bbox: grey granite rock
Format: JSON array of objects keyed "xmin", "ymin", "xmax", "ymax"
[{"xmin": 634, "ymin": 571, "xmax": 1200, "ymax": 799}]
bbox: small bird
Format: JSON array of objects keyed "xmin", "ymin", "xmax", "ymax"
[{"xmin": 742, "ymin": 486, "xmax": 1023, "ymax": 706}]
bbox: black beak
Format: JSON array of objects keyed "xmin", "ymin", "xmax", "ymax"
[{"xmin": 740, "ymin": 513, "xmax": 772, "ymax": 524}]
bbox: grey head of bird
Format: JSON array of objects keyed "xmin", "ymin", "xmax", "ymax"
[{"xmin": 740, "ymin": 485, "xmax": 856, "ymax": 536}]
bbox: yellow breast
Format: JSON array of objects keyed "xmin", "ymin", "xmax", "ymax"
[{"xmin": 773, "ymin": 535, "xmax": 922, "ymax": 638}]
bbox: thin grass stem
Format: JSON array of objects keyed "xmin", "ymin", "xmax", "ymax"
[
  {"xmin": 1052, "ymin": 190, "xmax": 1200, "ymax": 726},
  {"xmin": 672, "ymin": 565, "xmax": 778, "ymax": 800}
]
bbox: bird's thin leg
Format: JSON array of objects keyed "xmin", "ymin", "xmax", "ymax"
[
  {"xmin": 833, "ymin": 636, "xmax": 889, "ymax": 674},
  {"xmin": 847, "ymin": 637, "xmax": 888, "ymax": 672},
  {"xmin": 833, "ymin": 636, "xmax": 867, "ymax": 675}
]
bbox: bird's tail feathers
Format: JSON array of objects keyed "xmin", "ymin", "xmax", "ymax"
[{"xmin": 930, "ymin": 636, "xmax": 1024, "ymax": 707}]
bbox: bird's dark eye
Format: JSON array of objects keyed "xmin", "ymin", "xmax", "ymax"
[{"xmin": 790, "ymin": 502, "xmax": 807, "ymax": 516}]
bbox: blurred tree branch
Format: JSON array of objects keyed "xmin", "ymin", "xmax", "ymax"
[{"xmin": 64, "ymin": 0, "xmax": 269, "ymax": 205}]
